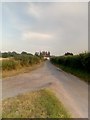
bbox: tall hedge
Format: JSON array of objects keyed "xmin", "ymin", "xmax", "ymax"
[
  {"xmin": 2, "ymin": 54, "xmax": 42, "ymax": 71},
  {"xmin": 50, "ymin": 53, "xmax": 90, "ymax": 73}
]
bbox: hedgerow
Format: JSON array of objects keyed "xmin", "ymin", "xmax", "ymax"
[
  {"xmin": 50, "ymin": 53, "xmax": 90, "ymax": 73},
  {"xmin": 2, "ymin": 54, "xmax": 42, "ymax": 71},
  {"xmin": 50, "ymin": 53, "xmax": 90, "ymax": 83}
]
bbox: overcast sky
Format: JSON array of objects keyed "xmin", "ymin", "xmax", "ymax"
[{"xmin": 1, "ymin": 2, "xmax": 88, "ymax": 55}]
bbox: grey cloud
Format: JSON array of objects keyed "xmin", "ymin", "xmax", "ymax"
[
  {"xmin": 26, "ymin": 3, "xmax": 88, "ymax": 55},
  {"xmin": 2, "ymin": 2, "xmax": 88, "ymax": 55}
]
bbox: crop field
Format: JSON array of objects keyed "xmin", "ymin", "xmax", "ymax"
[
  {"xmin": 50, "ymin": 52, "xmax": 90, "ymax": 83},
  {"xmin": 2, "ymin": 56, "xmax": 41, "ymax": 71},
  {"xmin": 1, "ymin": 52, "xmax": 43, "ymax": 77}
]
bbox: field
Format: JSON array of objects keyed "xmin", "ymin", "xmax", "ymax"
[
  {"xmin": 2, "ymin": 89, "xmax": 71, "ymax": 118},
  {"xmin": 1, "ymin": 53, "xmax": 43, "ymax": 78},
  {"xmin": 50, "ymin": 52, "xmax": 90, "ymax": 83}
]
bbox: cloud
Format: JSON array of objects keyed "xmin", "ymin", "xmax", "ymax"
[
  {"xmin": 23, "ymin": 31, "xmax": 53, "ymax": 41},
  {"xmin": 28, "ymin": 4, "xmax": 41, "ymax": 18},
  {"xmin": 2, "ymin": 2, "xmax": 88, "ymax": 55}
]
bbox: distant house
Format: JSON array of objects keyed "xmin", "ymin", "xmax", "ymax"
[
  {"xmin": 35, "ymin": 51, "xmax": 50, "ymax": 60},
  {"xmin": 40, "ymin": 51, "xmax": 50, "ymax": 60}
]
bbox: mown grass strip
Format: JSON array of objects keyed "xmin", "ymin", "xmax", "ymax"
[{"xmin": 2, "ymin": 89, "xmax": 71, "ymax": 118}]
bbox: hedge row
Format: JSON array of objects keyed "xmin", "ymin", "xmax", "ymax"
[
  {"xmin": 50, "ymin": 53, "xmax": 90, "ymax": 72},
  {"xmin": 14, "ymin": 54, "xmax": 41, "ymax": 66},
  {"xmin": 2, "ymin": 54, "xmax": 42, "ymax": 71}
]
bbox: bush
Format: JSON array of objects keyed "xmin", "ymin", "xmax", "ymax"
[
  {"xmin": 14, "ymin": 54, "xmax": 41, "ymax": 66},
  {"xmin": 50, "ymin": 52, "xmax": 90, "ymax": 73},
  {"xmin": 2, "ymin": 60, "xmax": 18, "ymax": 71},
  {"xmin": 2, "ymin": 52, "xmax": 42, "ymax": 71},
  {"xmin": 50, "ymin": 52, "xmax": 90, "ymax": 83}
]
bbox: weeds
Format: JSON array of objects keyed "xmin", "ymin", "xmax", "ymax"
[
  {"xmin": 2, "ymin": 89, "xmax": 71, "ymax": 118},
  {"xmin": 2, "ymin": 54, "xmax": 42, "ymax": 71}
]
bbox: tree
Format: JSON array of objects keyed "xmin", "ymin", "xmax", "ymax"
[
  {"xmin": 65, "ymin": 52, "xmax": 73, "ymax": 56},
  {"xmin": 21, "ymin": 51, "xmax": 28, "ymax": 55}
]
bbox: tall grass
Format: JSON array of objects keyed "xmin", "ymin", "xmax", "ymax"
[
  {"xmin": 2, "ymin": 54, "xmax": 42, "ymax": 71},
  {"xmin": 2, "ymin": 60, "xmax": 18, "ymax": 71},
  {"xmin": 50, "ymin": 52, "xmax": 90, "ymax": 83}
]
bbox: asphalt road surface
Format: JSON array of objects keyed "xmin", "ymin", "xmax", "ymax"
[{"xmin": 2, "ymin": 61, "xmax": 88, "ymax": 118}]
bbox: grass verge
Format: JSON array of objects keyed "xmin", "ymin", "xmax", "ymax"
[
  {"xmin": 55, "ymin": 64, "xmax": 89, "ymax": 83},
  {"xmin": 2, "ymin": 89, "xmax": 71, "ymax": 118},
  {"xmin": 2, "ymin": 62, "xmax": 44, "ymax": 78}
]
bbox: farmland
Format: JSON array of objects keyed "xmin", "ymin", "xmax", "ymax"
[
  {"xmin": 50, "ymin": 52, "xmax": 90, "ymax": 83},
  {"xmin": 2, "ymin": 52, "xmax": 88, "ymax": 118},
  {"xmin": 1, "ymin": 52, "xmax": 43, "ymax": 78},
  {"xmin": 2, "ymin": 60, "xmax": 88, "ymax": 118}
]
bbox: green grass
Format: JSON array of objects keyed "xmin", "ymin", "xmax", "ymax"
[
  {"xmin": 2, "ymin": 55, "xmax": 42, "ymax": 71},
  {"xmin": 2, "ymin": 89, "xmax": 71, "ymax": 118},
  {"xmin": 1, "ymin": 55, "xmax": 43, "ymax": 78},
  {"xmin": 2, "ymin": 62, "xmax": 43, "ymax": 78},
  {"xmin": 2, "ymin": 59, "xmax": 19, "ymax": 71},
  {"xmin": 50, "ymin": 52, "xmax": 90, "ymax": 83},
  {"xmin": 55, "ymin": 64, "xmax": 89, "ymax": 83}
]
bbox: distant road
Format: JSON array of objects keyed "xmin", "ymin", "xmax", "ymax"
[{"xmin": 2, "ymin": 61, "xmax": 88, "ymax": 118}]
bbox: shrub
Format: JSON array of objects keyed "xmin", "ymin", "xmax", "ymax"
[
  {"xmin": 50, "ymin": 52, "xmax": 90, "ymax": 73},
  {"xmin": 2, "ymin": 52, "xmax": 42, "ymax": 71},
  {"xmin": 14, "ymin": 54, "xmax": 41, "ymax": 66},
  {"xmin": 2, "ymin": 60, "xmax": 18, "ymax": 70}
]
